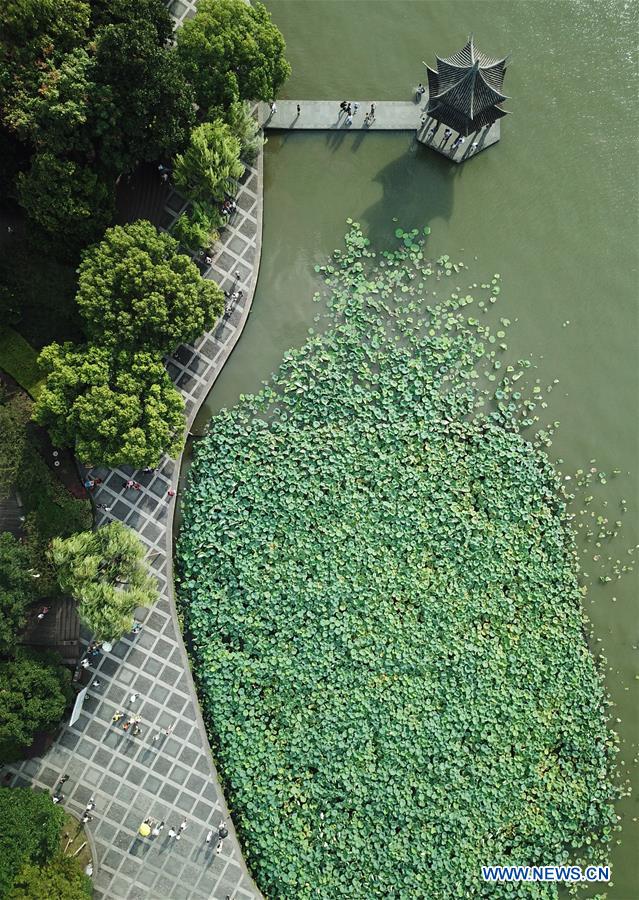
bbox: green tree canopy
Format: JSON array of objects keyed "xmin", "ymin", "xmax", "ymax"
[
  {"xmin": 171, "ymin": 203, "xmax": 222, "ymax": 254},
  {"xmin": 0, "ymin": 0, "xmax": 90, "ymax": 119},
  {"xmin": 174, "ymin": 120, "xmax": 245, "ymax": 204},
  {"xmin": 176, "ymin": 0, "xmax": 291, "ymax": 114},
  {"xmin": 76, "ymin": 221, "xmax": 224, "ymax": 354},
  {"xmin": 0, "ymin": 387, "xmax": 31, "ymax": 499},
  {"xmin": 17, "ymin": 153, "xmax": 114, "ymax": 256},
  {"xmin": 9, "ymin": 855, "xmax": 92, "ymax": 900},
  {"xmin": 34, "ymin": 343, "xmax": 185, "ymax": 468},
  {"xmin": 0, "ymin": 787, "xmax": 65, "ymax": 897},
  {"xmin": 0, "ymin": 651, "xmax": 73, "ymax": 763},
  {"xmin": 0, "ymin": 533, "xmax": 39, "ymax": 655},
  {"xmin": 49, "ymin": 521, "xmax": 157, "ymax": 642}
]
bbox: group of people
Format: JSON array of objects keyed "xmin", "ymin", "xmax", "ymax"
[
  {"xmin": 338, "ymin": 100, "xmax": 377, "ymax": 127},
  {"xmin": 221, "ymin": 195, "xmax": 237, "ymax": 218}
]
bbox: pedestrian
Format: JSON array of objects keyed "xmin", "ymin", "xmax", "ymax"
[
  {"xmin": 339, "ymin": 100, "xmax": 347, "ymax": 112},
  {"xmin": 178, "ymin": 819, "xmax": 187, "ymax": 834},
  {"xmin": 152, "ymin": 821, "xmax": 164, "ymax": 837},
  {"xmin": 167, "ymin": 488, "xmax": 176, "ymax": 497},
  {"xmin": 52, "ymin": 793, "xmax": 64, "ymax": 804},
  {"xmin": 57, "ymin": 775, "xmax": 69, "ymax": 790},
  {"xmin": 442, "ymin": 128, "xmax": 452, "ymax": 146},
  {"xmin": 142, "ymin": 467, "xmax": 156, "ymax": 474},
  {"xmin": 81, "ymin": 813, "xmax": 93, "ymax": 824},
  {"xmin": 168, "ymin": 826, "xmax": 177, "ymax": 839},
  {"xmin": 80, "ymin": 658, "xmax": 91, "ymax": 669},
  {"xmin": 346, "ymin": 103, "xmax": 352, "ymax": 115},
  {"xmin": 427, "ymin": 125, "xmax": 437, "ymax": 140},
  {"xmin": 416, "ymin": 82, "xmax": 426, "ymax": 97},
  {"xmin": 353, "ymin": 102, "xmax": 359, "ymax": 114},
  {"xmin": 132, "ymin": 724, "xmax": 142, "ymax": 736},
  {"xmin": 269, "ymin": 100, "xmax": 276, "ymax": 115},
  {"xmin": 129, "ymin": 692, "xmax": 138, "ymax": 705},
  {"xmin": 132, "ymin": 622, "xmax": 142, "ymax": 636},
  {"xmin": 346, "ymin": 115, "xmax": 353, "ymax": 126},
  {"xmin": 296, "ymin": 104, "xmax": 301, "ymax": 115},
  {"xmin": 92, "ymin": 678, "xmax": 101, "ymax": 689},
  {"xmin": 218, "ymin": 820, "xmax": 229, "ymax": 839},
  {"xmin": 471, "ymin": 141, "xmax": 479, "ymax": 151},
  {"xmin": 84, "ymin": 479, "xmax": 95, "ymax": 491},
  {"xmin": 122, "ymin": 720, "xmax": 131, "ymax": 732},
  {"xmin": 37, "ymin": 606, "xmax": 49, "ymax": 620},
  {"xmin": 112, "ymin": 710, "xmax": 124, "ymax": 723},
  {"xmin": 132, "ymin": 481, "xmax": 141, "ymax": 491},
  {"xmin": 84, "ymin": 862, "xmax": 93, "ymax": 877},
  {"xmin": 216, "ymin": 838, "xmax": 223, "ymax": 855},
  {"xmin": 123, "ymin": 479, "xmax": 134, "ymax": 489},
  {"xmin": 369, "ymin": 102, "xmax": 376, "ymax": 118},
  {"xmin": 206, "ymin": 829, "xmax": 214, "ymax": 844},
  {"xmin": 85, "ymin": 797, "xmax": 95, "ymax": 812},
  {"xmin": 161, "ymin": 172, "xmax": 169, "ymax": 183},
  {"xmin": 96, "ymin": 504, "xmax": 111, "ymax": 511},
  {"xmin": 7, "ymin": 225, "xmax": 13, "ymax": 234}
]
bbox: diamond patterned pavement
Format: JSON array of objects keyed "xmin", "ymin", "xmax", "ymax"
[{"xmin": 2, "ymin": 132, "xmax": 265, "ymax": 900}]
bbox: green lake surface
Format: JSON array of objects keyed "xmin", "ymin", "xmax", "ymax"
[{"xmin": 184, "ymin": 2, "xmax": 638, "ymax": 893}]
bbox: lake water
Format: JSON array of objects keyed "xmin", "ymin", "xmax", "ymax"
[{"xmin": 186, "ymin": 2, "xmax": 638, "ymax": 893}]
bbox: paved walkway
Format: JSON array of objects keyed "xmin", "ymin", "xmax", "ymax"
[
  {"xmin": 258, "ymin": 98, "xmax": 426, "ymax": 131},
  {"xmin": 3, "ymin": 152, "xmax": 264, "ymax": 900}
]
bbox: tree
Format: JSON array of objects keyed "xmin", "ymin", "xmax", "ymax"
[
  {"xmin": 76, "ymin": 221, "xmax": 224, "ymax": 354},
  {"xmin": 225, "ymin": 100, "xmax": 264, "ymax": 162},
  {"xmin": 0, "ymin": 1, "xmax": 90, "ymax": 126},
  {"xmin": 17, "ymin": 153, "xmax": 114, "ymax": 256},
  {"xmin": 171, "ymin": 203, "xmax": 222, "ymax": 254},
  {"xmin": 9, "ymin": 855, "xmax": 92, "ymax": 900},
  {"xmin": 176, "ymin": 0, "xmax": 291, "ymax": 114},
  {"xmin": 0, "ymin": 651, "xmax": 73, "ymax": 763},
  {"xmin": 49, "ymin": 521, "xmax": 157, "ymax": 642},
  {"xmin": 0, "ymin": 388, "xmax": 31, "ymax": 499},
  {"xmin": 0, "ymin": 533, "xmax": 39, "ymax": 655},
  {"xmin": 0, "ymin": 787, "xmax": 65, "ymax": 897},
  {"xmin": 34, "ymin": 344, "xmax": 185, "ymax": 468},
  {"xmin": 174, "ymin": 120, "xmax": 245, "ymax": 204}
]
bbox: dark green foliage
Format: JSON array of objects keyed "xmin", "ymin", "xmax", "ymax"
[
  {"xmin": 0, "ymin": 237, "xmax": 82, "ymax": 349},
  {"xmin": 225, "ymin": 100, "xmax": 264, "ymax": 162},
  {"xmin": 76, "ymin": 221, "xmax": 224, "ymax": 354},
  {"xmin": 177, "ymin": 0, "xmax": 291, "ymax": 114},
  {"xmin": 0, "ymin": 387, "xmax": 32, "ymax": 497},
  {"xmin": 0, "ymin": 650, "xmax": 73, "ymax": 763},
  {"xmin": 178, "ymin": 226, "xmax": 620, "ymax": 898},
  {"xmin": 92, "ymin": 27, "xmax": 195, "ymax": 174},
  {"xmin": 16, "ymin": 445, "xmax": 92, "ymax": 588},
  {"xmin": 17, "ymin": 154, "xmax": 114, "ymax": 257},
  {"xmin": 0, "ymin": 533, "xmax": 39, "ymax": 655},
  {"xmin": 9, "ymin": 854, "xmax": 92, "ymax": 900},
  {"xmin": 0, "ymin": 786, "xmax": 65, "ymax": 897},
  {"xmin": 34, "ymin": 343, "xmax": 185, "ymax": 467},
  {"xmin": 171, "ymin": 203, "xmax": 222, "ymax": 254}
]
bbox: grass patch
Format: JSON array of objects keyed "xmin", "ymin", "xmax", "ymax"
[{"xmin": 0, "ymin": 327, "xmax": 46, "ymax": 398}]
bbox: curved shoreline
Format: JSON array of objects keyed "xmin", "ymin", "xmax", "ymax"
[{"xmin": 3, "ymin": 149, "xmax": 265, "ymax": 900}]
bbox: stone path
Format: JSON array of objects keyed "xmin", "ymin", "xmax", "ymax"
[
  {"xmin": 259, "ymin": 98, "xmax": 426, "ymax": 130},
  {"xmin": 3, "ymin": 152, "xmax": 264, "ymax": 900}
]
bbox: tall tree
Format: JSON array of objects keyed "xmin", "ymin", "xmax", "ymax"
[
  {"xmin": 0, "ymin": 0, "xmax": 90, "ymax": 125},
  {"xmin": 0, "ymin": 787, "xmax": 65, "ymax": 897},
  {"xmin": 49, "ymin": 521, "xmax": 157, "ymax": 642},
  {"xmin": 0, "ymin": 651, "xmax": 73, "ymax": 763},
  {"xmin": 76, "ymin": 221, "xmax": 224, "ymax": 354},
  {"xmin": 34, "ymin": 343, "xmax": 185, "ymax": 467},
  {"xmin": 225, "ymin": 100, "xmax": 264, "ymax": 162},
  {"xmin": 176, "ymin": 0, "xmax": 291, "ymax": 114},
  {"xmin": 174, "ymin": 120, "xmax": 244, "ymax": 204},
  {"xmin": 0, "ymin": 533, "xmax": 39, "ymax": 655}
]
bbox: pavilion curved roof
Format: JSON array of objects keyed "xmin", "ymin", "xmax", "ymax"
[{"xmin": 425, "ymin": 35, "xmax": 510, "ymax": 121}]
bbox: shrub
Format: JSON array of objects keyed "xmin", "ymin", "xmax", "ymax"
[
  {"xmin": 0, "ymin": 387, "xmax": 32, "ymax": 498},
  {"xmin": 9, "ymin": 854, "xmax": 92, "ymax": 900},
  {"xmin": 171, "ymin": 202, "xmax": 222, "ymax": 255},
  {"xmin": 225, "ymin": 100, "xmax": 264, "ymax": 162},
  {"xmin": 0, "ymin": 533, "xmax": 40, "ymax": 655}
]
